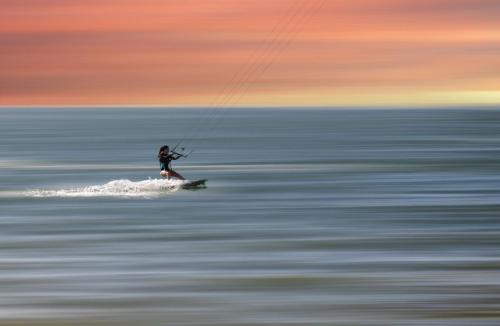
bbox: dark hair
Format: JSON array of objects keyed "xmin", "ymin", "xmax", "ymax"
[{"xmin": 158, "ymin": 145, "xmax": 169, "ymax": 159}]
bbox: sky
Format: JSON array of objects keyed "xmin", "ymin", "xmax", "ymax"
[{"xmin": 1, "ymin": 0, "xmax": 500, "ymax": 106}]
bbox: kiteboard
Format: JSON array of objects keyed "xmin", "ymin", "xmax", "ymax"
[{"xmin": 181, "ymin": 179, "xmax": 207, "ymax": 190}]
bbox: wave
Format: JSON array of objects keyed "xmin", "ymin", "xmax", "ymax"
[{"xmin": 26, "ymin": 178, "xmax": 185, "ymax": 198}]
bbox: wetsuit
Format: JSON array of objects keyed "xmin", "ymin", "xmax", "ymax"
[{"xmin": 159, "ymin": 153, "xmax": 175, "ymax": 171}]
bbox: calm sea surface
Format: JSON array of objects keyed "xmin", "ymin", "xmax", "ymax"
[{"xmin": 1, "ymin": 108, "xmax": 500, "ymax": 325}]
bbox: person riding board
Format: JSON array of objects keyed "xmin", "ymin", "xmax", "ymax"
[{"xmin": 158, "ymin": 145, "xmax": 185, "ymax": 180}]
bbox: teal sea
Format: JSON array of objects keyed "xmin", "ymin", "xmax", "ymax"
[{"xmin": 1, "ymin": 108, "xmax": 500, "ymax": 325}]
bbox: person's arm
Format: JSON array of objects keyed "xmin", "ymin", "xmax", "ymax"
[
  {"xmin": 159, "ymin": 153, "xmax": 171, "ymax": 162},
  {"xmin": 171, "ymin": 153, "xmax": 183, "ymax": 160}
]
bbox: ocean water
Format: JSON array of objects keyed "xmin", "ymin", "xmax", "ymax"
[{"xmin": 1, "ymin": 108, "xmax": 500, "ymax": 325}]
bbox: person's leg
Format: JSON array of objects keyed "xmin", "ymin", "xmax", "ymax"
[
  {"xmin": 168, "ymin": 169, "xmax": 186, "ymax": 180},
  {"xmin": 160, "ymin": 170, "xmax": 169, "ymax": 178}
]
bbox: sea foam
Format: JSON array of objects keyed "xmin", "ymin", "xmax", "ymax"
[{"xmin": 27, "ymin": 178, "xmax": 184, "ymax": 198}]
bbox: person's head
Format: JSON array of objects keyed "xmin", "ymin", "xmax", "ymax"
[{"xmin": 159, "ymin": 145, "xmax": 169, "ymax": 154}]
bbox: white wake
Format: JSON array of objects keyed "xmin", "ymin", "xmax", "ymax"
[{"xmin": 26, "ymin": 178, "xmax": 186, "ymax": 198}]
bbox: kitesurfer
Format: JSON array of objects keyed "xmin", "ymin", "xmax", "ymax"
[{"xmin": 158, "ymin": 145, "xmax": 185, "ymax": 180}]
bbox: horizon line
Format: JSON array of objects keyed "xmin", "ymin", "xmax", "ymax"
[{"xmin": 1, "ymin": 104, "xmax": 500, "ymax": 110}]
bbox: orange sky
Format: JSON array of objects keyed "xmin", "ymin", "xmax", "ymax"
[{"xmin": 1, "ymin": 0, "xmax": 500, "ymax": 106}]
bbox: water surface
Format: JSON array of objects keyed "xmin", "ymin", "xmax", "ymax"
[{"xmin": 1, "ymin": 108, "xmax": 500, "ymax": 325}]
